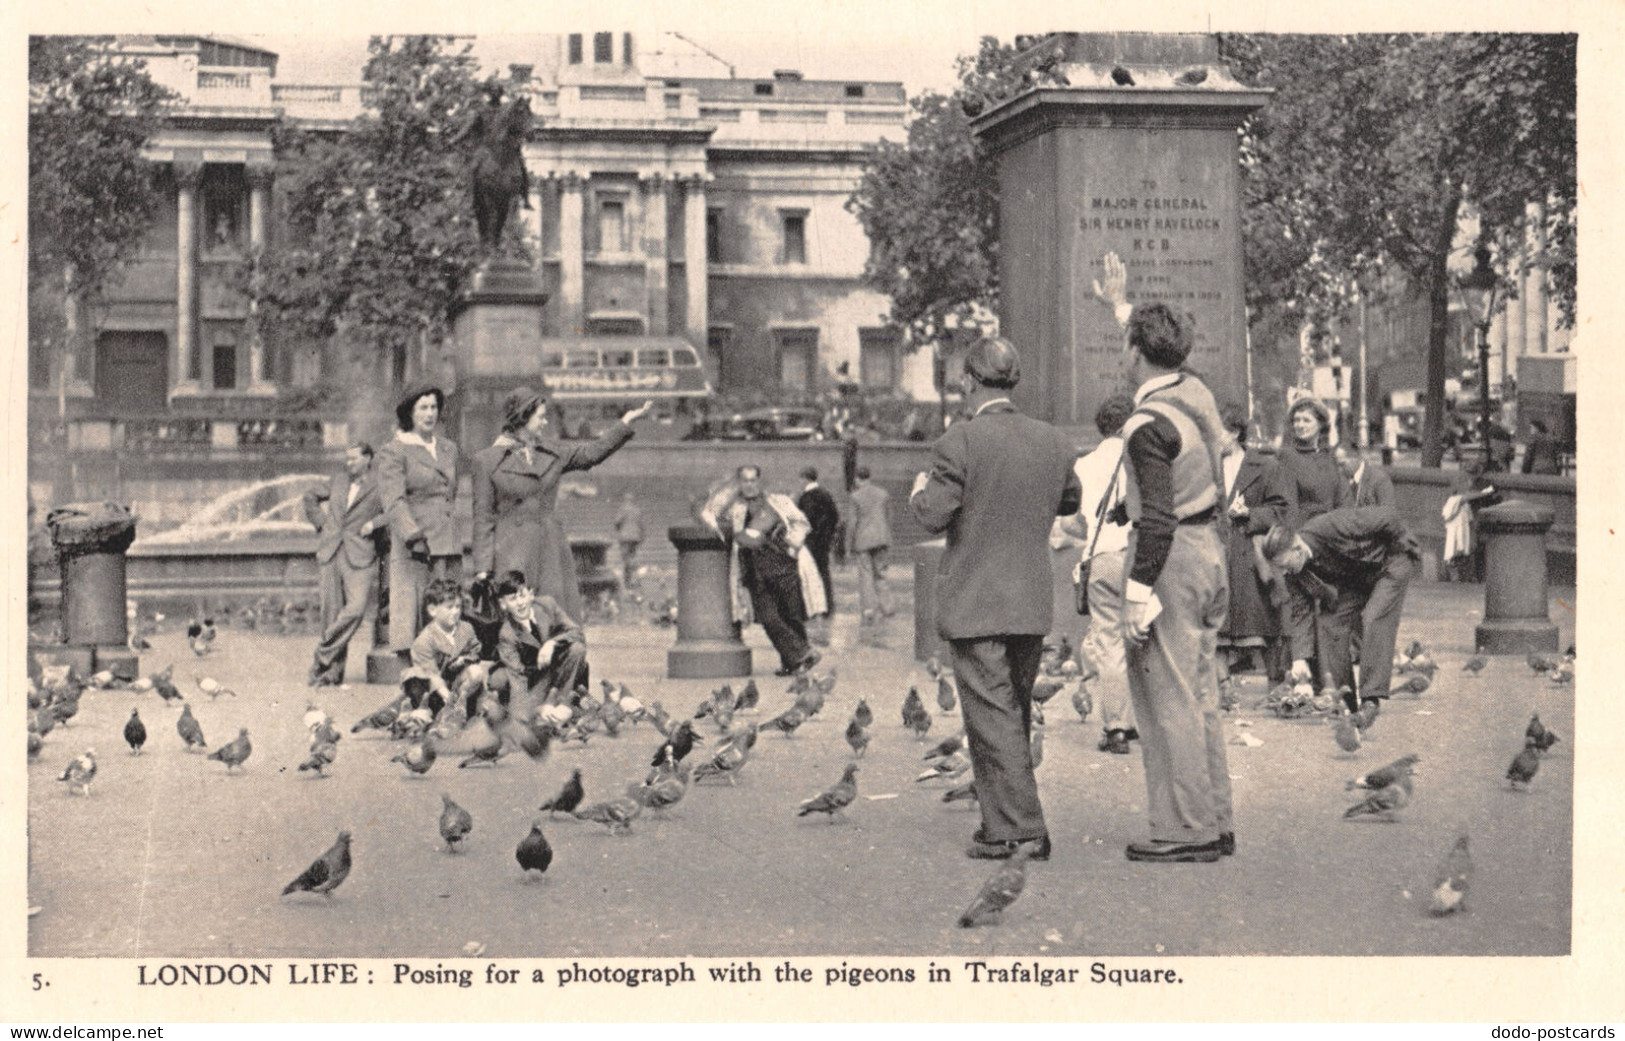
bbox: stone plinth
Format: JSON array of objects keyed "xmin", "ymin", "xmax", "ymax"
[
  {"xmin": 667, "ymin": 525, "xmax": 751, "ymax": 679},
  {"xmin": 971, "ymin": 33, "xmax": 1269, "ymax": 435},
  {"xmin": 913, "ymin": 539, "xmax": 946, "ymax": 663},
  {"xmin": 1476, "ymin": 500, "xmax": 1561, "ymax": 654},
  {"xmin": 451, "ymin": 258, "xmax": 549, "ymax": 451}
]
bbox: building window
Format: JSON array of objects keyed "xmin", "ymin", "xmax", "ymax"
[
  {"xmin": 586, "ymin": 317, "xmax": 644, "ymax": 336},
  {"xmin": 567, "ymin": 34, "xmax": 583, "ymax": 64},
  {"xmin": 845, "ymin": 84, "xmax": 865, "ymax": 98},
  {"xmin": 598, "ymin": 198, "xmax": 627, "ymax": 253},
  {"xmin": 594, "ymin": 33, "xmax": 614, "ymax": 63},
  {"xmin": 708, "ymin": 325, "xmax": 733, "ymax": 388},
  {"xmin": 754, "ymin": 82, "xmax": 774, "ymax": 96},
  {"xmin": 775, "ymin": 328, "xmax": 819, "ymax": 397},
  {"xmin": 212, "ymin": 341, "xmax": 237, "ymax": 390},
  {"xmin": 860, "ymin": 327, "xmax": 902, "ymax": 391},
  {"xmin": 623, "ymin": 33, "xmax": 635, "ymax": 65},
  {"xmin": 780, "ymin": 211, "xmax": 808, "ymax": 265},
  {"xmin": 202, "ymin": 167, "xmax": 247, "ymax": 256},
  {"xmin": 706, "ymin": 208, "xmax": 723, "ymax": 263}
]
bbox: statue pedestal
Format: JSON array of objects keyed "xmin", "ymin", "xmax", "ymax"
[
  {"xmin": 971, "ymin": 33, "xmax": 1269, "ymax": 435},
  {"xmin": 1476, "ymin": 500, "xmax": 1561, "ymax": 654},
  {"xmin": 666, "ymin": 525, "xmax": 752, "ymax": 679},
  {"xmin": 451, "ymin": 259, "xmax": 549, "ymax": 452}
]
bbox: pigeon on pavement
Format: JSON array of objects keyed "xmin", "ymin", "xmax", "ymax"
[
  {"xmin": 58, "ymin": 749, "xmax": 98, "ymax": 796},
  {"xmin": 734, "ymin": 679, "xmax": 760, "ymax": 712},
  {"xmin": 901, "ymin": 687, "xmax": 925, "ymax": 727},
  {"xmin": 439, "ymin": 793, "xmax": 474, "ymax": 851},
  {"xmin": 177, "ymin": 703, "xmax": 207, "ymax": 751},
  {"xmin": 958, "ymin": 843, "xmax": 1037, "ymax": 927},
  {"xmin": 844, "ymin": 717, "xmax": 870, "ymax": 758},
  {"xmin": 1429, "ymin": 832, "xmax": 1473, "ymax": 916},
  {"xmin": 540, "ymin": 769, "xmax": 585, "ymax": 818},
  {"xmin": 1342, "ymin": 774, "xmax": 1413, "ymax": 820},
  {"xmin": 916, "ymin": 753, "xmax": 971, "ymax": 783},
  {"xmin": 391, "ymin": 740, "xmax": 438, "ymax": 776},
  {"xmin": 630, "ymin": 760, "xmax": 691, "ymax": 815},
  {"xmin": 764, "ymin": 704, "xmax": 808, "ymax": 737},
  {"xmin": 298, "ymin": 741, "xmax": 338, "ymax": 776},
  {"xmin": 924, "ymin": 733, "xmax": 966, "ymax": 761},
  {"xmin": 1347, "ymin": 754, "xmax": 1420, "ymax": 791},
  {"xmin": 936, "ymin": 675, "xmax": 958, "ymax": 715},
  {"xmin": 206, "ymin": 728, "xmax": 252, "ymax": 772},
  {"xmin": 1072, "ymin": 683, "xmax": 1093, "ymax": 723},
  {"xmin": 853, "ymin": 698, "xmax": 873, "ymax": 728},
  {"xmin": 692, "ymin": 729, "xmax": 756, "ymax": 786},
  {"xmin": 1462, "ymin": 655, "xmax": 1487, "ymax": 675},
  {"xmin": 196, "ymin": 675, "xmax": 235, "ymax": 699},
  {"xmin": 1525, "ymin": 715, "xmax": 1560, "ymax": 754},
  {"xmin": 457, "ymin": 718, "xmax": 506, "ymax": 768},
  {"xmin": 282, "ymin": 831, "xmax": 352, "ymax": 898},
  {"xmin": 1506, "ymin": 746, "xmax": 1541, "ymax": 789},
  {"xmin": 124, "ymin": 709, "xmax": 147, "ymax": 755},
  {"xmin": 797, "ymin": 764, "xmax": 859, "ymax": 822},
  {"xmin": 574, "ymin": 796, "xmax": 642, "ymax": 836},
  {"xmin": 351, "ymin": 701, "xmax": 401, "ymax": 734},
  {"xmin": 942, "ymin": 780, "xmax": 978, "ymax": 806},
  {"xmin": 1334, "ymin": 709, "xmax": 1363, "ymax": 753},
  {"xmin": 516, "ymin": 822, "xmax": 553, "ymax": 880}
]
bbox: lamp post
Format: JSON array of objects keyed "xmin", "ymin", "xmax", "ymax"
[{"xmin": 1457, "ymin": 245, "xmax": 1500, "ymax": 470}]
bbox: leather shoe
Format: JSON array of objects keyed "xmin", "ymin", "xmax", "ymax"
[
  {"xmin": 1122, "ymin": 728, "xmax": 1139, "ymax": 741},
  {"xmin": 1218, "ymin": 831, "xmax": 1235, "ymax": 856},
  {"xmin": 1125, "ymin": 838, "xmax": 1223, "ymax": 863},
  {"xmin": 1099, "ymin": 729, "xmax": 1132, "ymax": 755},
  {"xmin": 795, "ymin": 651, "xmax": 821, "ymax": 675},
  {"xmin": 968, "ymin": 832, "xmax": 1051, "ymax": 861}
]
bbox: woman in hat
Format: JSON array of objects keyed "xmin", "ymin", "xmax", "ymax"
[
  {"xmin": 376, "ymin": 385, "xmax": 461, "ymax": 653},
  {"xmin": 1276, "ymin": 395, "xmax": 1349, "ymax": 527},
  {"xmin": 471, "ymin": 387, "xmax": 652, "ymax": 620}
]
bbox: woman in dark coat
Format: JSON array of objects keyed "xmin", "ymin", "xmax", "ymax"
[
  {"xmin": 471, "ymin": 388, "xmax": 651, "ymax": 620},
  {"xmin": 1217, "ymin": 405, "xmax": 1293, "ymax": 684},
  {"xmin": 1275, "ymin": 396, "xmax": 1349, "ymax": 527},
  {"xmin": 377, "ymin": 385, "xmax": 460, "ymax": 653}
]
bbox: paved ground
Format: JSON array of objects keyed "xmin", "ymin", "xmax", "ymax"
[{"xmin": 27, "ymin": 575, "xmax": 1575, "ymax": 959}]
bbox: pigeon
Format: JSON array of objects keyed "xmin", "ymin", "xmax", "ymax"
[
  {"xmin": 312, "ymin": 719, "xmax": 344, "ymax": 747},
  {"xmin": 936, "ymin": 675, "xmax": 958, "ymax": 715},
  {"xmin": 1548, "ymin": 661, "xmax": 1573, "ymax": 685},
  {"xmin": 574, "ymin": 796, "xmax": 642, "ymax": 836},
  {"xmin": 58, "ymin": 749, "xmax": 98, "ymax": 796},
  {"xmin": 505, "ymin": 717, "xmax": 555, "ymax": 762},
  {"xmin": 942, "ymin": 780, "xmax": 978, "ymax": 805},
  {"xmin": 614, "ymin": 683, "xmax": 646, "ymax": 724},
  {"xmin": 631, "ymin": 760, "xmax": 691, "ymax": 815},
  {"xmin": 1391, "ymin": 674, "xmax": 1430, "ymax": 697},
  {"xmin": 792, "ymin": 680, "xmax": 826, "ymax": 720},
  {"xmin": 1462, "ymin": 656, "xmax": 1487, "ymax": 675},
  {"xmin": 152, "ymin": 666, "xmax": 183, "ymax": 704},
  {"xmin": 853, "ymin": 697, "xmax": 873, "ymax": 729},
  {"xmin": 1352, "ymin": 699, "xmax": 1381, "ymax": 733},
  {"xmin": 1403, "ymin": 640, "xmax": 1426, "ymax": 660},
  {"xmin": 732, "ymin": 679, "xmax": 760, "ymax": 713},
  {"xmin": 1429, "ymin": 832, "xmax": 1473, "ymax": 916},
  {"xmin": 516, "ymin": 822, "xmax": 553, "ymax": 880},
  {"xmin": 282, "ymin": 831, "xmax": 352, "ymax": 898},
  {"xmin": 1333, "ymin": 709, "xmax": 1363, "ymax": 753},
  {"xmin": 457, "ymin": 718, "xmax": 506, "ymax": 768},
  {"xmin": 916, "ymin": 753, "xmax": 971, "ymax": 783},
  {"xmin": 924, "ymin": 656, "xmax": 943, "ymax": 679},
  {"xmin": 1176, "ymin": 67, "xmax": 1209, "ymax": 86},
  {"xmin": 1525, "ymin": 714, "xmax": 1560, "ymax": 753},
  {"xmin": 177, "ymin": 704, "xmax": 207, "ymax": 751},
  {"xmin": 1029, "ymin": 724, "xmax": 1044, "ymax": 769},
  {"xmin": 187, "ymin": 618, "xmax": 216, "ymax": 656},
  {"xmin": 393, "ymin": 707, "xmax": 436, "ymax": 741},
  {"xmin": 298, "ymin": 741, "xmax": 338, "ymax": 777},
  {"xmin": 1110, "ymin": 65, "xmax": 1135, "ymax": 87},
  {"xmin": 1342, "ymin": 774, "xmax": 1412, "ymax": 820},
  {"xmin": 764, "ymin": 704, "xmax": 808, "ymax": 737},
  {"xmin": 903, "ymin": 695, "xmax": 933, "ymax": 740},
  {"xmin": 351, "ymin": 701, "xmax": 401, "ymax": 734},
  {"xmin": 924, "ymin": 733, "xmax": 965, "ymax": 761},
  {"xmin": 196, "ymin": 676, "xmax": 235, "ymax": 699},
  {"xmin": 1030, "ymin": 674, "xmax": 1065, "ymax": 707},
  {"xmin": 207, "ymin": 728, "xmax": 252, "ymax": 772},
  {"xmin": 797, "ymin": 764, "xmax": 859, "ymax": 821},
  {"xmin": 844, "ymin": 717, "xmax": 870, "ymax": 758},
  {"xmin": 652, "ymin": 720, "xmax": 702, "ymax": 766},
  {"xmin": 1506, "ymin": 746, "xmax": 1541, "ymax": 789},
  {"xmin": 707, "ymin": 695, "xmax": 733, "ymax": 734},
  {"xmin": 48, "ymin": 689, "xmax": 81, "ymax": 727},
  {"xmin": 696, "ymin": 684, "xmax": 730, "ymax": 720},
  {"xmin": 28, "ymin": 731, "xmax": 43, "ymax": 760},
  {"xmin": 303, "ymin": 704, "xmax": 331, "ymax": 732},
  {"xmin": 1405, "ymin": 651, "xmax": 1438, "ymax": 676},
  {"xmin": 1071, "ymin": 683, "xmax": 1093, "ymax": 723},
  {"xmin": 1527, "ymin": 652, "xmax": 1557, "ymax": 673},
  {"xmin": 1348, "ymin": 754, "xmax": 1420, "ymax": 791},
  {"xmin": 89, "ymin": 669, "xmax": 120, "ymax": 690},
  {"xmin": 958, "ymin": 843, "xmax": 1037, "ymax": 927},
  {"xmin": 692, "ymin": 730, "xmax": 755, "ymax": 786},
  {"xmin": 124, "ymin": 708, "xmax": 147, "ymax": 755},
  {"xmin": 645, "ymin": 700, "xmax": 673, "ymax": 737},
  {"xmin": 439, "ymin": 793, "xmax": 474, "ymax": 851},
  {"xmin": 540, "ymin": 769, "xmax": 585, "ymax": 818},
  {"xmin": 901, "ymin": 687, "xmax": 925, "ymax": 726},
  {"xmin": 391, "ymin": 740, "xmax": 438, "ymax": 777}
]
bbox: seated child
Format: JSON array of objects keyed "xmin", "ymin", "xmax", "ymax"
[
  {"xmin": 404, "ymin": 578, "xmax": 489, "ymax": 719},
  {"xmin": 489, "ymin": 570, "xmax": 588, "ymax": 707}
]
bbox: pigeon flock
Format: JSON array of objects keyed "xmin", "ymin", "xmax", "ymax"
[{"xmin": 26, "ymin": 615, "xmax": 1573, "ymax": 944}]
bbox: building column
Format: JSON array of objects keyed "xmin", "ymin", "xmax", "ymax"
[
  {"xmin": 172, "ymin": 156, "xmax": 204, "ymax": 396},
  {"xmin": 644, "ymin": 173, "xmax": 669, "ymax": 335},
  {"xmin": 245, "ymin": 159, "xmax": 276, "ymax": 393},
  {"xmin": 683, "ymin": 174, "xmax": 709, "ymax": 351},
  {"xmin": 525, "ymin": 177, "xmax": 545, "ymax": 271},
  {"xmin": 1531, "ymin": 201, "xmax": 1549, "ymax": 355},
  {"xmin": 559, "ymin": 172, "xmax": 585, "ymax": 336}
]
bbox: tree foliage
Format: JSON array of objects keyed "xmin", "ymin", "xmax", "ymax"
[
  {"xmin": 259, "ymin": 36, "xmax": 504, "ymax": 385},
  {"xmin": 28, "ymin": 36, "xmax": 175, "ymax": 302}
]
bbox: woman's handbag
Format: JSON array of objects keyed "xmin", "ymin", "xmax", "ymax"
[{"xmin": 1073, "ymin": 454, "xmax": 1125, "ymax": 616}]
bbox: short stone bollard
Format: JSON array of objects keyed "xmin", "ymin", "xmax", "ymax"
[
  {"xmin": 45, "ymin": 501, "xmax": 140, "ymax": 675},
  {"xmin": 913, "ymin": 539, "xmax": 946, "ymax": 664},
  {"xmin": 1475, "ymin": 499, "xmax": 1561, "ymax": 654},
  {"xmin": 667, "ymin": 525, "xmax": 751, "ymax": 679}
]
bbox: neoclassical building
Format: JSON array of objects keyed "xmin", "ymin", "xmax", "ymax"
[{"xmin": 30, "ymin": 33, "xmax": 926, "ymax": 470}]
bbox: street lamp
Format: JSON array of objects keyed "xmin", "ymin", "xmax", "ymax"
[{"xmin": 1457, "ymin": 244, "xmax": 1500, "ymax": 469}]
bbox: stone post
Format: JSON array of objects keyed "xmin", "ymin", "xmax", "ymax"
[
  {"xmin": 45, "ymin": 502, "xmax": 140, "ymax": 676},
  {"xmin": 1475, "ymin": 500, "xmax": 1561, "ymax": 654},
  {"xmin": 667, "ymin": 525, "xmax": 751, "ymax": 678}
]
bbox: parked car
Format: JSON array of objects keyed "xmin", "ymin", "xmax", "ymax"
[{"xmin": 733, "ymin": 406, "xmax": 826, "ymax": 441}]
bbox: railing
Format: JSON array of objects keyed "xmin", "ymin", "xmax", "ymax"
[
  {"xmin": 123, "ymin": 418, "xmax": 212, "ymax": 452},
  {"xmin": 235, "ymin": 418, "xmax": 326, "ymax": 451},
  {"xmin": 198, "ymin": 70, "xmax": 253, "ymax": 91}
]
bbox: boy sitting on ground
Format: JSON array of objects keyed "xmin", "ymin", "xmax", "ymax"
[
  {"xmin": 489, "ymin": 571, "xmax": 588, "ymax": 708},
  {"xmin": 404, "ymin": 578, "xmax": 489, "ymax": 720}
]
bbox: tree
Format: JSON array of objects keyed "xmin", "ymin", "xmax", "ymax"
[
  {"xmin": 28, "ymin": 37, "xmax": 176, "ymax": 388},
  {"xmin": 1220, "ymin": 33, "xmax": 1575, "ymax": 467},
  {"xmin": 258, "ymin": 35, "xmax": 507, "ymax": 434}
]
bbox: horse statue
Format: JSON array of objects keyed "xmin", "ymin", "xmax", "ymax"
[{"xmin": 467, "ymin": 85, "xmax": 534, "ymax": 252}]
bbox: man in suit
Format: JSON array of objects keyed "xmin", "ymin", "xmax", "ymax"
[
  {"xmin": 797, "ymin": 466, "xmax": 840, "ymax": 645},
  {"xmin": 1118, "ymin": 303, "xmax": 1236, "ymax": 864},
  {"xmin": 304, "ymin": 443, "xmax": 384, "ymax": 686},
  {"xmin": 910, "ymin": 337, "xmax": 1081, "ymax": 861},
  {"xmin": 846, "ymin": 466, "xmax": 893, "ymax": 628},
  {"xmin": 1265, "ymin": 505, "xmax": 1420, "ymax": 713},
  {"xmin": 488, "ymin": 571, "xmax": 588, "ymax": 708},
  {"xmin": 1336, "ymin": 443, "xmax": 1396, "ymax": 508}
]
